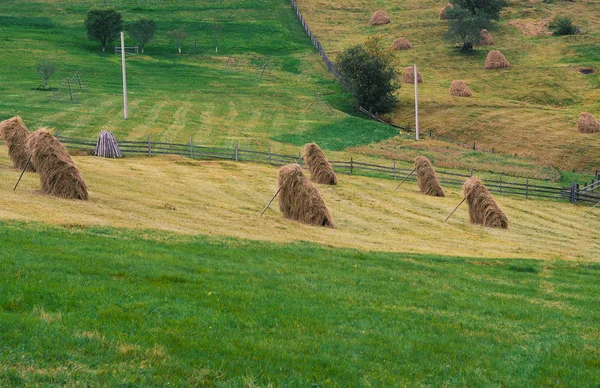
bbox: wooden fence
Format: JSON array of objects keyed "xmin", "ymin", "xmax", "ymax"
[{"xmin": 55, "ymin": 134, "xmax": 600, "ymax": 205}]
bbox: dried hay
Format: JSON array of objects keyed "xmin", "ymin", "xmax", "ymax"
[
  {"xmin": 370, "ymin": 10, "xmax": 391, "ymax": 26},
  {"xmin": 577, "ymin": 112, "xmax": 600, "ymax": 133},
  {"xmin": 391, "ymin": 37, "xmax": 412, "ymax": 50},
  {"xmin": 304, "ymin": 143, "xmax": 337, "ymax": 185},
  {"xmin": 485, "ymin": 50, "xmax": 510, "ymax": 70},
  {"xmin": 402, "ymin": 66, "xmax": 423, "ymax": 84},
  {"xmin": 462, "ymin": 178, "xmax": 508, "ymax": 228},
  {"xmin": 414, "ymin": 156, "xmax": 445, "ymax": 197},
  {"xmin": 277, "ymin": 164, "xmax": 333, "ymax": 227},
  {"xmin": 27, "ymin": 128, "xmax": 88, "ymax": 200},
  {"xmin": 439, "ymin": 3, "xmax": 454, "ymax": 20},
  {"xmin": 0, "ymin": 116, "xmax": 35, "ymax": 172},
  {"xmin": 450, "ymin": 80, "xmax": 472, "ymax": 97},
  {"xmin": 480, "ymin": 29, "xmax": 494, "ymax": 45}
]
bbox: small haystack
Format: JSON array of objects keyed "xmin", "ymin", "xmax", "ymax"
[
  {"xmin": 392, "ymin": 37, "xmax": 412, "ymax": 50},
  {"xmin": 370, "ymin": 10, "xmax": 391, "ymax": 26},
  {"xmin": 480, "ymin": 29, "xmax": 494, "ymax": 45},
  {"xmin": 27, "ymin": 129, "xmax": 88, "ymax": 200},
  {"xmin": 577, "ymin": 112, "xmax": 600, "ymax": 133},
  {"xmin": 414, "ymin": 156, "xmax": 445, "ymax": 197},
  {"xmin": 95, "ymin": 130, "xmax": 123, "ymax": 158},
  {"xmin": 0, "ymin": 116, "xmax": 35, "ymax": 172},
  {"xmin": 304, "ymin": 143, "xmax": 337, "ymax": 185},
  {"xmin": 277, "ymin": 164, "xmax": 333, "ymax": 227},
  {"xmin": 450, "ymin": 80, "xmax": 472, "ymax": 97},
  {"xmin": 439, "ymin": 3, "xmax": 454, "ymax": 20},
  {"xmin": 402, "ymin": 66, "xmax": 423, "ymax": 83},
  {"xmin": 462, "ymin": 178, "xmax": 508, "ymax": 228},
  {"xmin": 485, "ymin": 50, "xmax": 510, "ymax": 70}
]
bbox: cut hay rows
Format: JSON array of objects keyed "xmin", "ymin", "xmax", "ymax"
[
  {"xmin": 485, "ymin": 50, "xmax": 510, "ymax": 70},
  {"xmin": 480, "ymin": 29, "xmax": 494, "ymax": 45},
  {"xmin": 450, "ymin": 80, "xmax": 472, "ymax": 97},
  {"xmin": 277, "ymin": 164, "xmax": 333, "ymax": 227},
  {"xmin": 414, "ymin": 156, "xmax": 445, "ymax": 197},
  {"xmin": 304, "ymin": 143, "xmax": 337, "ymax": 185},
  {"xmin": 402, "ymin": 66, "xmax": 423, "ymax": 84},
  {"xmin": 95, "ymin": 130, "xmax": 123, "ymax": 158},
  {"xmin": 0, "ymin": 116, "xmax": 35, "ymax": 172},
  {"xmin": 27, "ymin": 129, "xmax": 88, "ymax": 200},
  {"xmin": 439, "ymin": 3, "xmax": 453, "ymax": 20},
  {"xmin": 391, "ymin": 38, "xmax": 412, "ymax": 50},
  {"xmin": 577, "ymin": 112, "xmax": 600, "ymax": 133},
  {"xmin": 462, "ymin": 178, "xmax": 508, "ymax": 228},
  {"xmin": 370, "ymin": 10, "xmax": 390, "ymax": 25}
]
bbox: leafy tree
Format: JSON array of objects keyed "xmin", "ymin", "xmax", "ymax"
[
  {"xmin": 36, "ymin": 60, "xmax": 56, "ymax": 88},
  {"xmin": 127, "ymin": 19, "xmax": 157, "ymax": 54},
  {"xmin": 445, "ymin": 7, "xmax": 491, "ymax": 52},
  {"xmin": 85, "ymin": 9, "xmax": 123, "ymax": 52},
  {"xmin": 168, "ymin": 27, "xmax": 188, "ymax": 54},
  {"xmin": 337, "ymin": 37, "xmax": 399, "ymax": 114},
  {"xmin": 450, "ymin": 0, "xmax": 506, "ymax": 20}
]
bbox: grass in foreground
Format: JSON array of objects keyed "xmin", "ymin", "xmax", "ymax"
[{"xmin": 1, "ymin": 221, "xmax": 599, "ymax": 386}]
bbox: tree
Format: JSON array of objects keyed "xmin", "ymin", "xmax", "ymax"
[
  {"xmin": 36, "ymin": 60, "xmax": 56, "ymax": 88},
  {"xmin": 212, "ymin": 22, "xmax": 223, "ymax": 53},
  {"xmin": 84, "ymin": 9, "xmax": 123, "ymax": 52},
  {"xmin": 337, "ymin": 37, "xmax": 399, "ymax": 114},
  {"xmin": 551, "ymin": 17, "xmax": 578, "ymax": 36},
  {"xmin": 168, "ymin": 27, "xmax": 188, "ymax": 54},
  {"xmin": 127, "ymin": 19, "xmax": 157, "ymax": 54},
  {"xmin": 445, "ymin": 8, "xmax": 491, "ymax": 52},
  {"xmin": 450, "ymin": 0, "xmax": 506, "ymax": 20}
]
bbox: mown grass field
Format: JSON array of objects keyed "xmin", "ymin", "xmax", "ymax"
[{"xmin": 1, "ymin": 222, "xmax": 600, "ymax": 386}]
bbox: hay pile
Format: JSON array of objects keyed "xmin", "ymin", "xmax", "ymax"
[
  {"xmin": 0, "ymin": 116, "xmax": 35, "ymax": 172},
  {"xmin": 304, "ymin": 143, "xmax": 337, "ymax": 185},
  {"xmin": 450, "ymin": 80, "xmax": 472, "ymax": 97},
  {"xmin": 462, "ymin": 178, "xmax": 508, "ymax": 228},
  {"xmin": 392, "ymin": 37, "xmax": 412, "ymax": 50},
  {"xmin": 402, "ymin": 66, "xmax": 423, "ymax": 83},
  {"xmin": 27, "ymin": 129, "xmax": 88, "ymax": 200},
  {"xmin": 577, "ymin": 112, "xmax": 600, "ymax": 133},
  {"xmin": 439, "ymin": 3, "xmax": 454, "ymax": 20},
  {"xmin": 480, "ymin": 29, "xmax": 494, "ymax": 45},
  {"xmin": 485, "ymin": 50, "xmax": 510, "ymax": 69},
  {"xmin": 414, "ymin": 156, "xmax": 445, "ymax": 197},
  {"xmin": 277, "ymin": 164, "xmax": 333, "ymax": 227},
  {"xmin": 370, "ymin": 10, "xmax": 391, "ymax": 26}
]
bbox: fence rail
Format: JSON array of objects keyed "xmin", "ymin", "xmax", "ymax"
[{"xmin": 54, "ymin": 134, "xmax": 600, "ymax": 205}]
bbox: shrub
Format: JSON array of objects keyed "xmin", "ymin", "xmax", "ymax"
[
  {"xmin": 551, "ymin": 17, "xmax": 577, "ymax": 36},
  {"xmin": 445, "ymin": 7, "xmax": 491, "ymax": 52}
]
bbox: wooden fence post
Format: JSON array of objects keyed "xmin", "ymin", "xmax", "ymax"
[
  {"xmin": 235, "ymin": 141, "xmax": 239, "ymax": 162},
  {"xmin": 499, "ymin": 173, "xmax": 503, "ymax": 195},
  {"xmin": 469, "ymin": 169, "xmax": 472, "ymax": 177},
  {"xmin": 268, "ymin": 145, "xmax": 271, "ymax": 164},
  {"xmin": 298, "ymin": 150, "xmax": 301, "ymax": 165},
  {"xmin": 472, "ymin": 141, "xmax": 476, "ymax": 151},
  {"xmin": 55, "ymin": 130, "xmax": 59, "ymax": 140},
  {"xmin": 393, "ymin": 160, "xmax": 396, "ymax": 181},
  {"xmin": 66, "ymin": 77, "xmax": 73, "ymax": 101},
  {"xmin": 350, "ymin": 157, "xmax": 353, "ymax": 175},
  {"xmin": 526, "ymin": 178, "xmax": 529, "ymax": 199},
  {"xmin": 570, "ymin": 182, "xmax": 575, "ymax": 203},
  {"xmin": 190, "ymin": 137, "xmax": 193, "ymax": 159},
  {"xmin": 147, "ymin": 135, "xmax": 151, "ymax": 156}
]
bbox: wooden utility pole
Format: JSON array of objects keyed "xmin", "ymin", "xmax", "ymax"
[
  {"xmin": 414, "ymin": 64, "xmax": 419, "ymax": 141},
  {"xmin": 121, "ymin": 31, "xmax": 128, "ymax": 120}
]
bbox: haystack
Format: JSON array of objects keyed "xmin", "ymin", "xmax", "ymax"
[
  {"xmin": 27, "ymin": 129, "xmax": 88, "ymax": 200},
  {"xmin": 439, "ymin": 3, "xmax": 454, "ymax": 20},
  {"xmin": 450, "ymin": 80, "xmax": 472, "ymax": 97},
  {"xmin": 462, "ymin": 178, "xmax": 508, "ymax": 228},
  {"xmin": 414, "ymin": 156, "xmax": 445, "ymax": 197},
  {"xmin": 577, "ymin": 112, "xmax": 600, "ymax": 133},
  {"xmin": 402, "ymin": 66, "xmax": 423, "ymax": 83},
  {"xmin": 485, "ymin": 50, "xmax": 509, "ymax": 69},
  {"xmin": 480, "ymin": 29, "xmax": 494, "ymax": 45},
  {"xmin": 304, "ymin": 143, "xmax": 337, "ymax": 185},
  {"xmin": 370, "ymin": 10, "xmax": 391, "ymax": 26},
  {"xmin": 0, "ymin": 116, "xmax": 35, "ymax": 172},
  {"xmin": 392, "ymin": 38, "xmax": 412, "ymax": 50},
  {"xmin": 277, "ymin": 164, "xmax": 333, "ymax": 227}
]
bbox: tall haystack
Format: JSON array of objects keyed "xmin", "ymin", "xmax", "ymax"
[
  {"xmin": 304, "ymin": 143, "xmax": 337, "ymax": 185},
  {"xmin": 462, "ymin": 178, "xmax": 508, "ymax": 228},
  {"xmin": 27, "ymin": 129, "xmax": 88, "ymax": 200},
  {"xmin": 370, "ymin": 10, "xmax": 391, "ymax": 26},
  {"xmin": 485, "ymin": 50, "xmax": 510, "ymax": 70},
  {"xmin": 0, "ymin": 116, "xmax": 36, "ymax": 172},
  {"xmin": 439, "ymin": 3, "xmax": 454, "ymax": 20},
  {"xmin": 402, "ymin": 66, "xmax": 423, "ymax": 83},
  {"xmin": 450, "ymin": 80, "xmax": 472, "ymax": 97},
  {"xmin": 577, "ymin": 112, "xmax": 600, "ymax": 133},
  {"xmin": 277, "ymin": 164, "xmax": 333, "ymax": 227},
  {"xmin": 414, "ymin": 156, "xmax": 445, "ymax": 197},
  {"xmin": 480, "ymin": 29, "xmax": 494, "ymax": 45},
  {"xmin": 392, "ymin": 37, "xmax": 412, "ymax": 50}
]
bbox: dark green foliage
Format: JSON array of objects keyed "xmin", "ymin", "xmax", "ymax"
[
  {"xmin": 450, "ymin": 0, "xmax": 507, "ymax": 20},
  {"xmin": 445, "ymin": 8, "xmax": 491, "ymax": 52},
  {"xmin": 84, "ymin": 9, "xmax": 123, "ymax": 52},
  {"xmin": 337, "ymin": 44, "xmax": 399, "ymax": 114},
  {"xmin": 551, "ymin": 16, "xmax": 577, "ymax": 36},
  {"xmin": 127, "ymin": 19, "xmax": 157, "ymax": 54}
]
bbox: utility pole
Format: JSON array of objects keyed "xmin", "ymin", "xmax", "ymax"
[
  {"xmin": 414, "ymin": 63, "xmax": 419, "ymax": 140},
  {"xmin": 121, "ymin": 31, "xmax": 128, "ymax": 120}
]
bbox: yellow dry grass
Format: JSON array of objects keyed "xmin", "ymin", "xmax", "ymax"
[{"xmin": 1, "ymin": 146, "xmax": 598, "ymax": 261}]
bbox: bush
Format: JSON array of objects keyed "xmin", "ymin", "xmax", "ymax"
[
  {"xmin": 445, "ymin": 7, "xmax": 491, "ymax": 52},
  {"xmin": 551, "ymin": 17, "xmax": 577, "ymax": 36}
]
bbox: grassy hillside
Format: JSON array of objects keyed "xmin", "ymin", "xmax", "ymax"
[
  {"xmin": 296, "ymin": 0, "xmax": 600, "ymax": 172},
  {"xmin": 1, "ymin": 222, "xmax": 599, "ymax": 386}
]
